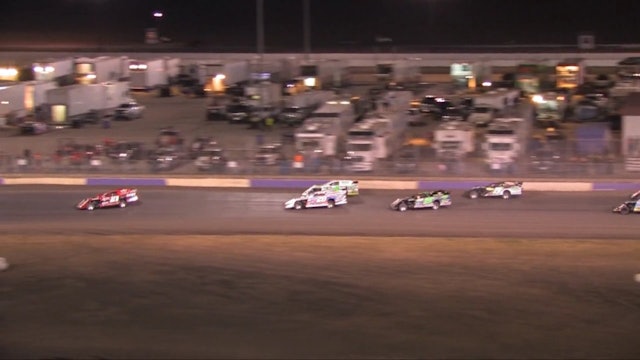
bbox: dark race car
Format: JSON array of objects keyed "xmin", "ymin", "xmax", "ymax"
[
  {"xmin": 612, "ymin": 190, "xmax": 640, "ymax": 215},
  {"xmin": 76, "ymin": 188, "xmax": 140, "ymax": 211},
  {"xmin": 465, "ymin": 181, "xmax": 523, "ymax": 200},
  {"xmin": 390, "ymin": 190, "xmax": 452, "ymax": 212}
]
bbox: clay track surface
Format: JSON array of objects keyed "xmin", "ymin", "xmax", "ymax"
[
  {"xmin": 0, "ymin": 186, "xmax": 639, "ymax": 239},
  {"xmin": 2, "ymin": 186, "xmax": 640, "ymax": 359}
]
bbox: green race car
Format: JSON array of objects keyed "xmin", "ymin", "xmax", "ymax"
[{"xmin": 390, "ymin": 190, "xmax": 452, "ymax": 212}]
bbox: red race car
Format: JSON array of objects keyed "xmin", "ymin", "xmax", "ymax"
[{"xmin": 76, "ymin": 188, "xmax": 140, "ymax": 211}]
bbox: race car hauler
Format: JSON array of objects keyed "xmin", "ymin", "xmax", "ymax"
[
  {"xmin": 483, "ymin": 116, "xmax": 530, "ymax": 171},
  {"xmin": 294, "ymin": 118, "xmax": 339, "ymax": 156},
  {"xmin": 432, "ymin": 121, "xmax": 475, "ymax": 159},
  {"xmin": 294, "ymin": 98, "xmax": 358, "ymax": 156},
  {"xmin": 46, "ymin": 82, "xmax": 132, "ymax": 126},
  {"xmin": 128, "ymin": 57, "xmax": 180, "ymax": 91}
]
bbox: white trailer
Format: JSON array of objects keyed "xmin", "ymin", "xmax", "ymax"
[
  {"xmin": 198, "ymin": 60, "xmax": 250, "ymax": 92},
  {"xmin": 25, "ymin": 80, "xmax": 57, "ymax": 112},
  {"xmin": 245, "ymin": 82, "xmax": 282, "ymax": 107},
  {"xmin": 74, "ymin": 56, "xmax": 129, "ymax": 85},
  {"xmin": 284, "ymin": 90, "xmax": 335, "ymax": 108},
  {"xmin": 0, "ymin": 82, "xmax": 27, "ymax": 124},
  {"xmin": 432, "ymin": 121, "xmax": 475, "ymax": 158},
  {"xmin": 128, "ymin": 57, "xmax": 180, "ymax": 90},
  {"xmin": 297, "ymin": 60, "xmax": 347, "ymax": 89},
  {"xmin": 376, "ymin": 60, "xmax": 422, "ymax": 86},
  {"xmin": 346, "ymin": 112, "xmax": 409, "ymax": 160},
  {"xmin": 449, "ymin": 61, "xmax": 493, "ymax": 87},
  {"xmin": 32, "ymin": 58, "xmax": 74, "ymax": 84},
  {"xmin": 46, "ymin": 82, "xmax": 132, "ymax": 125},
  {"xmin": 102, "ymin": 81, "xmax": 132, "ymax": 109},
  {"xmin": 482, "ymin": 111, "xmax": 532, "ymax": 170},
  {"xmin": 294, "ymin": 118, "xmax": 339, "ymax": 156},
  {"xmin": 311, "ymin": 99, "xmax": 357, "ymax": 135}
]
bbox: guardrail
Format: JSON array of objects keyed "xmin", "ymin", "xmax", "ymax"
[{"xmin": 1, "ymin": 176, "xmax": 639, "ymax": 192}]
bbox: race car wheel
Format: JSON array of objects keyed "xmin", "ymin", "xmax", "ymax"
[
  {"xmin": 87, "ymin": 202, "xmax": 98, "ymax": 211},
  {"xmin": 294, "ymin": 201, "xmax": 305, "ymax": 210},
  {"xmin": 327, "ymin": 199, "xmax": 335, "ymax": 209},
  {"xmin": 432, "ymin": 201, "xmax": 440, "ymax": 210},
  {"xmin": 620, "ymin": 206, "xmax": 630, "ymax": 215},
  {"xmin": 502, "ymin": 191, "xmax": 511, "ymax": 200},
  {"xmin": 468, "ymin": 191, "xmax": 479, "ymax": 199},
  {"xmin": 119, "ymin": 200, "xmax": 127, "ymax": 208},
  {"xmin": 398, "ymin": 202, "xmax": 408, "ymax": 212}
]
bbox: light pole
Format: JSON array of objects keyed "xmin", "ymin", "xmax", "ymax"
[
  {"xmin": 303, "ymin": 0, "xmax": 311, "ymax": 60},
  {"xmin": 256, "ymin": 0, "xmax": 265, "ymax": 67},
  {"xmin": 153, "ymin": 10, "xmax": 163, "ymax": 43}
]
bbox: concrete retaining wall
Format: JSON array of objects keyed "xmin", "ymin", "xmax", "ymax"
[{"xmin": 1, "ymin": 177, "xmax": 638, "ymax": 192}]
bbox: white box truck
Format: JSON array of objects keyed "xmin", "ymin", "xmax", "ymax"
[
  {"xmin": 129, "ymin": 57, "xmax": 180, "ymax": 91},
  {"xmin": 46, "ymin": 82, "xmax": 132, "ymax": 126},
  {"xmin": 198, "ymin": 60, "xmax": 250, "ymax": 92},
  {"xmin": 75, "ymin": 56, "xmax": 129, "ymax": 85},
  {"xmin": 297, "ymin": 60, "xmax": 347, "ymax": 89},
  {"xmin": 25, "ymin": 80, "xmax": 57, "ymax": 112},
  {"xmin": 0, "ymin": 82, "xmax": 27, "ymax": 125},
  {"xmin": 245, "ymin": 82, "xmax": 282, "ymax": 107},
  {"xmin": 32, "ymin": 57, "xmax": 74, "ymax": 84},
  {"xmin": 432, "ymin": 121, "xmax": 475, "ymax": 159}
]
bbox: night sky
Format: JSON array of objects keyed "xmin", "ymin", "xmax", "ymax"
[{"xmin": 1, "ymin": 0, "xmax": 639, "ymax": 50}]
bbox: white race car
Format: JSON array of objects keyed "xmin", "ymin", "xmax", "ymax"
[
  {"xmin": 284, "ymin": 189, "xmax": 347, "ymax": 210},
  {"xmin": 319, "ymin": 180, "xmax": 359, "ymax": 196}
]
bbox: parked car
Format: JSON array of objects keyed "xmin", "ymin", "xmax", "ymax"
[
  {"xmin": 114, "ymin": 101, "xmax": 145, "ymax": 120},
  {"xmin": 278, "ymin": 106, "xmax": 313, "ymax": 126},
  {"xmin": 226, "ymin": 102, "xmax": 252, "ymax": 123},
  {"xmin": 156, "ymin": 127, "xmax": 184, "ymax": 148},
  {"xmin": 528, "ymin": 148, "xmax": 562, "ymax": 173},
  {"xmin": 254, "ymin": 143, "xmax": 283, "ymax": 166},
  {"xmin": 149, "ymin": 147, "xmax": 184, "ymax": 172},
  {"xmin": 189, "ymin": 136, "xmax": 216, "ymax": 159},
  {"xmin": 195, "ymin": 147, "xmax": 227, "ymax": 172},
  {"xmin": 106, "ymin": 141, "xmax": 146, "ymax": 162}
]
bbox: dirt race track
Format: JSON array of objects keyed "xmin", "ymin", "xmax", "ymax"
[{"xmin": 1, "ymin": 187, "xmax": 640, "ymax": 359}]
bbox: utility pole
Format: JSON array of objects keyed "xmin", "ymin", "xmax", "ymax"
[
  {"xmin": 257, "ymin": 0, "xmax": 265, "ymax": 70},
  {"xmin": 303, "ymin": 0, "xmax": 311, "ymax": 60}
]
